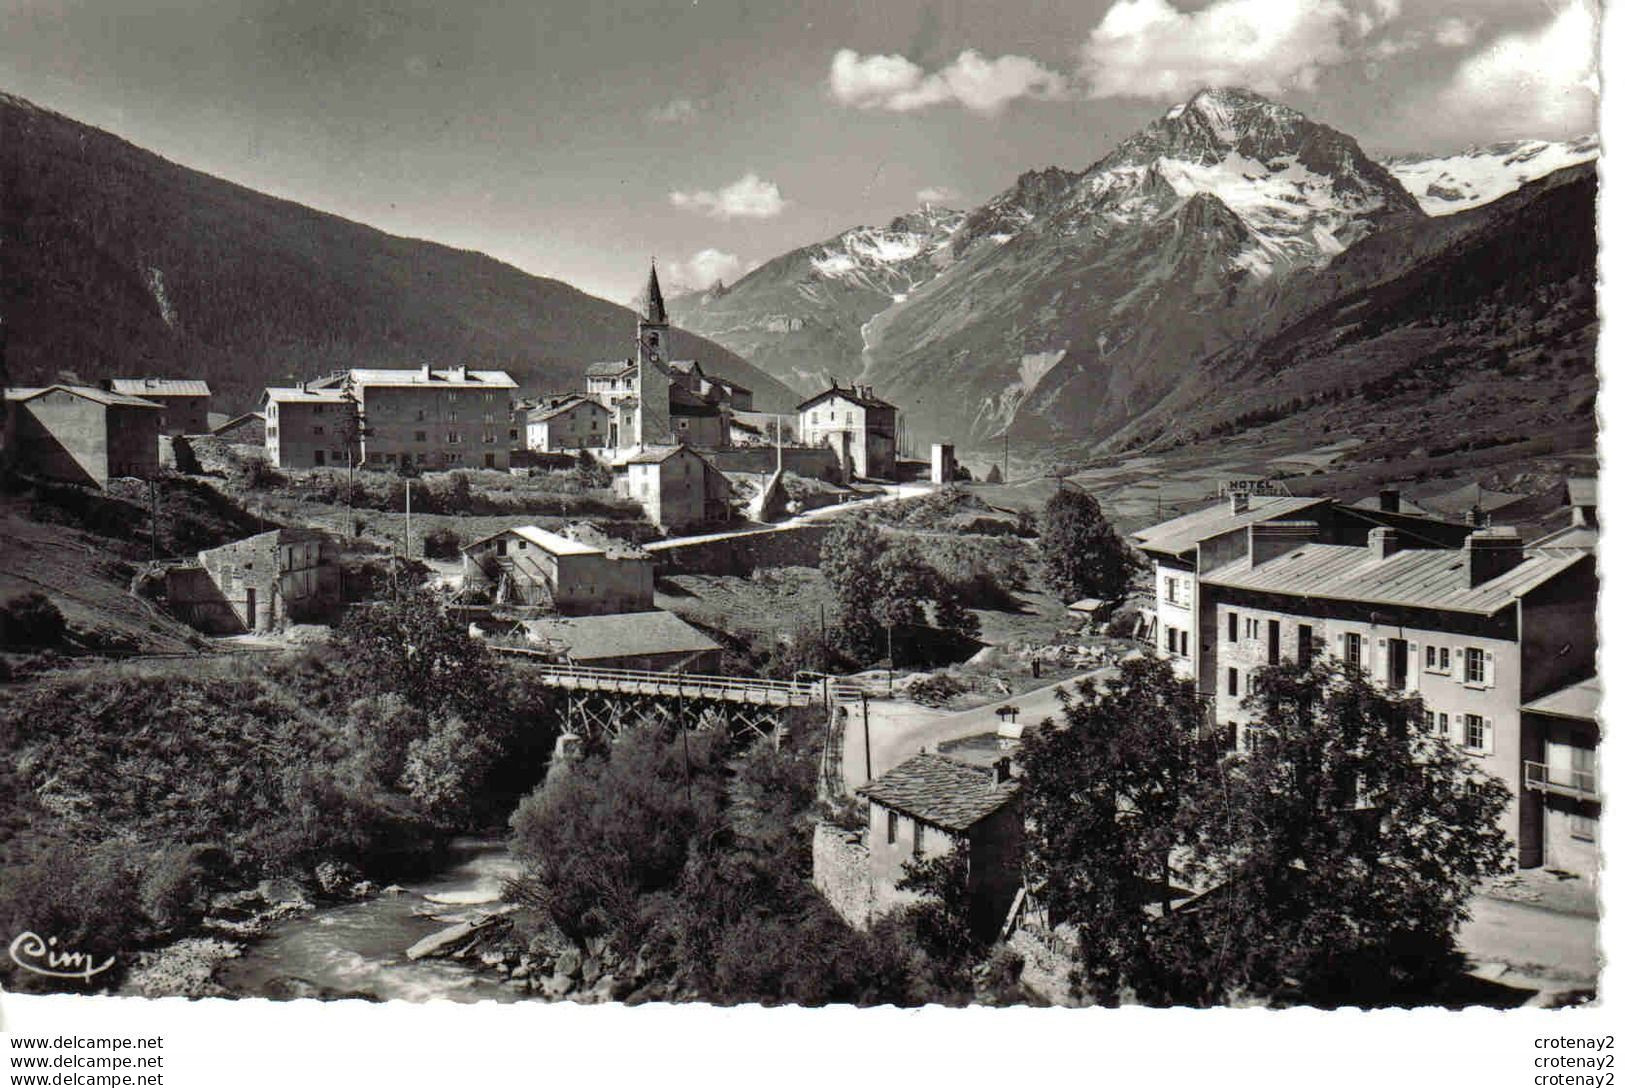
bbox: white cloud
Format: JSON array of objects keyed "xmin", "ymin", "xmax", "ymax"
[
  {"xmin": 1079, "ymin": 0, "xmax": 1401, "ymax": 99},
  {"xmin": 666, "ymin": 248, "xmax": 745, "ymax": 290},
  {"xmin": 1432, "ymin": 17, "xmax": 1478, "ymax": 49},
  {"xmin": 916, "ymin": 185, "xmax": 959, "ymax": 204},
  {"xmin": 670, "ymin": 173, "xmax": 787, "ymax": 219},
  {"xmin": 648, "ymin": 98, "xmax": 701, "ymax": 123},
  {"xmin": 828, "ymin": 48, "xmax": 1069, "ymax": 114},
  {"xmin": 1437, "ymin": 0, "xmax": 1597, "ymax": 135}
]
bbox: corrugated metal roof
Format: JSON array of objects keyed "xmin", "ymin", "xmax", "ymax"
[
  {"xmin": 1528, "ymin": 523, "xmax": 1597, "ymax": 553},
  {"xmin": 1132, "ymin": 496, "xmax": 1329, "ymax": 557},
  {"xmin": 858, "ymin": 753, "xmax": 1019, "ymax": 832},
  {"xmin": 523, "ymin": 610, "xmax": 720, "ymax": 662},
  {"xmin": 110, "ymin": 378, "xmax": 212, "ymax": 397},
  {"xmin": 1204, "ymin": 542, "xmax": 1585, "ymax": 616},
  {"xmin": 1521, "ymin": 675, "xmax": 1598, "ymax": 721}
]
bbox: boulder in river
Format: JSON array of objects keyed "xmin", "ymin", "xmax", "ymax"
[{"xmin": 406, "ymin": 921, "xmax": 478, "ymax": 961}]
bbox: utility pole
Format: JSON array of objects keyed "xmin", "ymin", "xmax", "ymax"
[
  {"xmin": 886, "ymin": 622, "xmax": 894, "ymax": 695},
  {"xmin": 860, "ymin": 692, "xmax": 872, "ymax": 783},
  {"xmin": 403, "ymin": 478, "xmax": 412, "ymax": 560},
  {"xmin": 1003, "ymin": 431, "xmax": 1009, "ymax": 483},
  {"xmin": 148, "ymin": 476, "xmax": 159, "ymax": 562}
]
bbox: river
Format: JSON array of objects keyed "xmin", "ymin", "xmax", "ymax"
[{"xmin": 217, "ymin": 838, "xmax": 523, "ymax": 1002}]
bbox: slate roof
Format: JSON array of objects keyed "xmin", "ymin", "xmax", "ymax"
[
  {"xmin": 110, "ymin": 378, "xmax": 212, "ymax": 397},
  {"xmin": 1350, "ymin": 493, "xmax": 1433, "ymax": 516},
  {"xmin": 524, "ymin": 610, "xmax": 720, "ymax": 663},
  {"xmin": 1203, "ymin": 542, "xmax": 1586, "ymax": 616},
  {"xmin": 796, "ymin": 382, "xmax": 897, "ymax": 412},
  {"xmin": 211, "ymin": 411, "xmax": 265, "ymax": 434},
  {"xmin": 1521, "ymin": 675, "xmax": 1599, "ymax": 722},
  {"xmin": 6, "ymin": 385, "xmax": 164, "ymax": 409},
  {"xmin": 858, "ymin": 753, "xmax": 1019, "ymax": 832},
  {"xmin": 1131, "ymin": 496, "xmax": 1330, "ymax": 558},
  {"xmin": 529, "ymin": 396, "xmax": 605, "ymax": 422},
  {"xmin": 621, "ymin": 444, "xmax": 705, "ymax": 465}
]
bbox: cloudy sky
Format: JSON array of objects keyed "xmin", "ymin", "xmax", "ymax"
[{"xmin": 1, "ymin": 0, "xmax": 1600, "ymax": 303}]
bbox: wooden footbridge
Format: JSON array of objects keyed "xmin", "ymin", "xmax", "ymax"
[{"xmin": 490, "ymin": 650, "xmax": 856, "ymax": 745}]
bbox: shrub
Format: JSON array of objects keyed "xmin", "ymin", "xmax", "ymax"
[
  {"xmin": 908, "ymin": 672, "xmax": 967, "ymax": 707},
  {"xmin": 422, "ymin": 527, "xmax": 463, "ymax": 559},
  {"xmin": 0, "ymin": 591, "xmax": 66, "ymax": 646}
]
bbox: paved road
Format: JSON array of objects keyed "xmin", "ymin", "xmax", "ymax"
[
  {"xmin": 1458, "ymin": 896, "xmax": 1599, "ymax": 991},
  {"xmin": 841, "ymin": 664, "xmax": 1118, "ymax": 792}
]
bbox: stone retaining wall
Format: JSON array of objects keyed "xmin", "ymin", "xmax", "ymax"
[
  {"xmin": 812, "ymin": 822, "xmax": 875, "ymax": 931},
  {"xmin": 649, "ymin": 522, "xmax": 831, "ymax": 576}
]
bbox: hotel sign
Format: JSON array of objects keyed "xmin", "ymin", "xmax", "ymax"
[{"xmin": 1216, "ymin": 479, "xmax": 1291, "ymax": 498}]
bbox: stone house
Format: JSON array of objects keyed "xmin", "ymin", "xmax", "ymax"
[
  {"xmin": 1203, "ymin": 527, "xmax": 1597, "ymax": 866},
  {"xmin": 796, "ymin": 383, "xmax": 898, "ymax": 481},
  {"xmin": 815, "ymin": 753, "xmax": 1022, "ymax": 940},
  {"xmin": 4, "ymin": 384, "xmax": 162, "ymax": 486},
  {"xmin": 166, "ymin": 527, "xmax": 340, "ymax": 633},
  {"xmin": 109, "ymin": 378, "xmax": 212, "ymax": 435},
  {"xmin": 210, "ymin": 411, "xmax": 267, "ymax": 445},
  {"xmin": 617, "ymin": 445, "xmax": 732, "ymax": 532},
  {"xmin": 460, "ymin": 525, "xmax": 653, "ymax": 614},
  {"xmin": 526, "ymin": 395, "xmax": 610, "ymax": 452}
]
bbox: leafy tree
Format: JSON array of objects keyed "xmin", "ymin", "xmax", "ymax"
[
  {"xmin": 332, "ymin": 589, "xmax": 502, "ymax": 726},
  {"xmin": 0, "ymin": 590, "xmax": 66, "ymax": 646},
  {"xmin": 1198, "ymin": 658, "xmax": 1514, "ymax": 1006},
  {"xmin": 819, "ymin": 520, "xmax": 885, "ymax": 656},
  {"xmin": 1037, "ymin": 486, "xmax": 1138, "ymax": 602},
  {"xmin": 892, "ymin": 842, "xmax": 982, "ymax": 996},
  {"xmin": 1020, "ymin": 656, "xmax": 1220, "ymax": 1005}
]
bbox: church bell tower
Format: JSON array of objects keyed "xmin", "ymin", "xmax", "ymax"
[{"xmin": 634, "ymin": 262, "xmax": 672, "ymax": 446}]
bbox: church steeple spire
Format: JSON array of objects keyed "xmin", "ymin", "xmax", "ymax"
[{"xmin": 642, "ymin": 261, "xmax": 667, "ymax": 324}]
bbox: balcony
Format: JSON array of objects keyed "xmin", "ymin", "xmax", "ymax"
[{"xmin": 1524, "ymin": 760, "xmax": 1600, "ymax": 802}]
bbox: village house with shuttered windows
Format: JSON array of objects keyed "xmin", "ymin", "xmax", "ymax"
[{"xmin": 1203, "ymin": 526, "xmax": 1597, "ymax": 867}]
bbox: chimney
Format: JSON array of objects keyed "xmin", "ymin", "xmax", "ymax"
[
  {"xmin": 1368, "ymin": 527, "xmax": 1401, "ymax": 560},
  {"xmin": 1230, "ymin": 491, "xmax": 1250, "ymax": 514},
  {"xmin": 1248, "ymin": 520, "xmax": 1320, "ymax": 568},
  {"xmin": 1465, "ymin": 527, "xmax": 1524, "ymax": 587},
  {"xmin": 452, "ymin": 365, "xmax": 469, "ymax": 381},
  {"xmin": 420, "ymin": 363, "xmax": 433, "ymax": 381},
  {"xmin": 991, "ymin": 757, "xmax": 1013, "ymax": 786},
  {"xmin": 1464, "ymin": 505, "xmax": 1487, "ymax": 528},
  {"xmin": 1378, "ymin": 488, "xmax": 1400, "ymax": 513}
]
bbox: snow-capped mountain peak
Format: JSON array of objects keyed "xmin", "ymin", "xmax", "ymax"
[{"xmin": 1382, "ymin": 136, "xmax": 1599, "ymax": 216}]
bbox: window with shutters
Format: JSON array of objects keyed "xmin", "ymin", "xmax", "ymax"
[
  {"xmin": 1424, "ymin": 644, "xmax": 1451, "ymax": 674},
  {"xmin": 1344, "ymin": 632, "xmax": 1362, "ymax": 669},
  {"xmin": 1464, "ymin": 647, "xmax": 1488, "ymax": 686},
  {"xmin": 1463, "ymin": 713, "xmax": 1487, "ymax": 751}
]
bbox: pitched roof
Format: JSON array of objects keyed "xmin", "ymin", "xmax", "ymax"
[
  {"xmin": 211, "ymin": 411, "xmax": 266, "ymax": 434},
  {"xmin": 587, "ymin": 360, "xmax": 635, "ymax": 377},
  {"xmin": 621, "ymin": 444, "xmax": 704, "ymax": 465},
  {"xmin": 858, "ymin": 753, "xmax": 1019, "ymax": 832},
  {"xmin": 529, "ymin": 396, "xmax": 606, "ymax": 422},
  {"xmin": 1422, "ymin": 482, "xmax": 1526, "ymax": 515},
  {"xmin": 1521, "ymin": 675, "xmax": 1599, "ymax": 722},
  {"xmin": 1528, "ymin": 523, "xmax": 1597, "ymax": 553},
  {"xmin": 1132, "ymin": 496, "xmax": 1329, "ymax": 557},
  {"xmin": 110, "ymin": 378, "xmax": 211, "ymax": 397},
  {"xmin": 524, "ymin": 610, "xmax": 719, "ymax": 663},
  {"xmin": 307, "ymin": 367, "xmax": 517, "ymax": 390},
  {"xmin": 264, "ymin": 386, "xmax": 342, "ymax": 404},
  {"xmin": 1350, "ymin": 493, "xmax": 1432, "ymax": 517},
  {"xmin": 464, "ymin": 524, "xmax": 604, "ymax": 556},
  {"xmin": 643, "ymin": 263, "xmax": 668, "ymax": 324},
  {"xmin": 5, "ymin": 384, "xmax": 163, "ymax": 409},
  {"xmin": 796, "ymin": 383, "xmax": 896, "ymax": 412},
  {"xmin": 1566, "ymin": 476, "xmax": 1598, "ymax": 508},
  {"xmin": 1203, "ymin": 542, "xmax": 1587, "ymax": 616}
]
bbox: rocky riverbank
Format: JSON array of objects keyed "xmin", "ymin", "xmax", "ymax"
[{"xmin": 119, "ymin": 867, "xmax": 388, "ymax": 999}]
